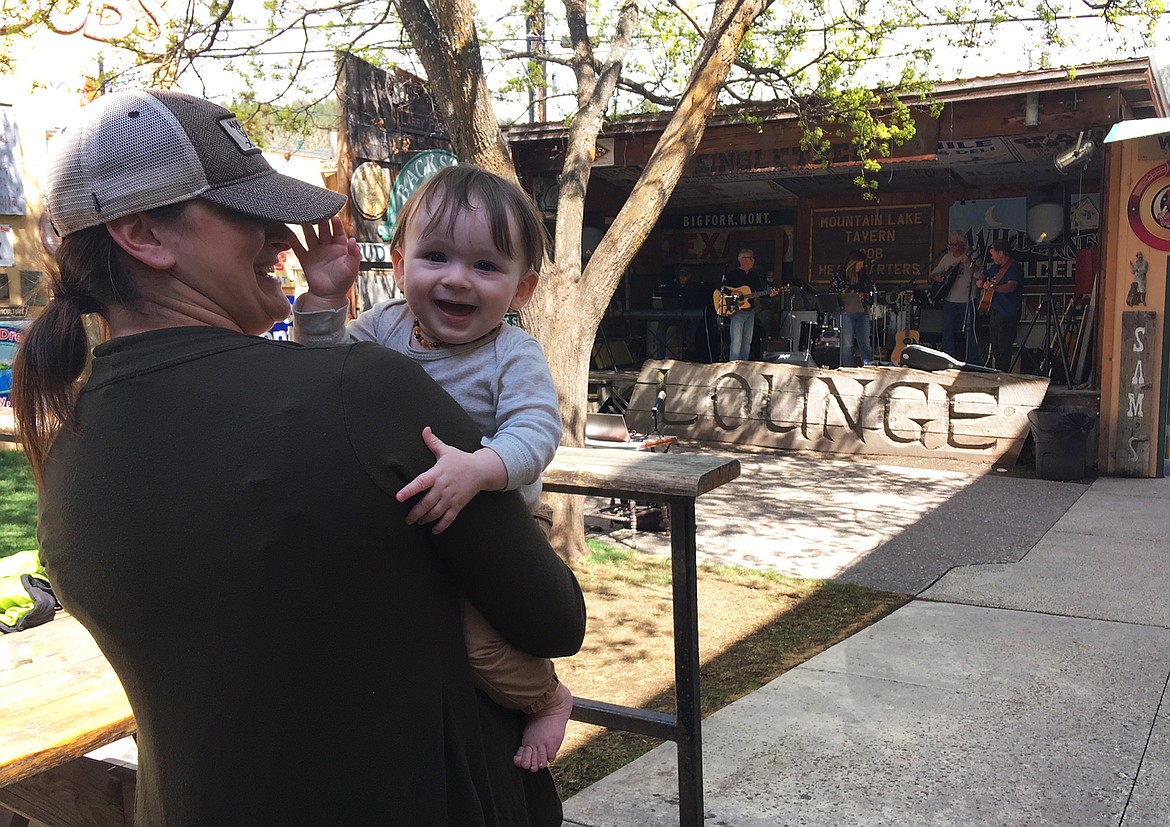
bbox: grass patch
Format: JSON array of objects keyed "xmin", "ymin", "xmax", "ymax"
[
  {"xmin": 552, "ymin": 544, "xmax": 908, "ymax": 799},
  {"xmin": 0, "ymin": 451, "xmax": 37, "ymax": 559},
  {"xmin": 584, "ymin": 539, "xmax": 634, "ymax": 565}
]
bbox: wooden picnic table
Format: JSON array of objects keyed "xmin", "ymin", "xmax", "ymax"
[
  {"xmin": 543, "ymin": 446, "xmax": 741, "ymax": 827},
  {"xmin": 0, "ymin": 445, "xmax": 739, "ymax": 827},
  {"xmin": 0, "ymin": 613, "xmax": 135, "ymax": 826}
]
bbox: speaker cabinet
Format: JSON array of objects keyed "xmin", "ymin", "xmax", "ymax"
[
  {"xmin": 779, "ymin": 311, "xmax": 817, "ymax": 347},
  {"xmin": 812, "ymin": 344, "xmax": 840, "ymax": 369},
  {"xmin": 917, "ymin": 308, "xmax": 943, "ymax": 337}
]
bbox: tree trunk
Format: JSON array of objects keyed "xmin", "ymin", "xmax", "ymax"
[
  {"xmin": 536, "ymin": 0, "xmax": 772, "ymax": 560},
  {"xmin": 537, "ymin": 302, "xmax": 594, "ymax": 560},
  {"xmin": 392, "ymin": 0, "xmax": 514, "ymax": 178}
]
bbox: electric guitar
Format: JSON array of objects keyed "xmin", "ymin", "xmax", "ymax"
[{"xmin": 713, "ymin": 285, "xmax": 772, "ymax": 317}]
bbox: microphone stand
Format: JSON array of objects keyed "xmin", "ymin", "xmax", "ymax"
[
  {"xmin": 971, "ymin": 249, "xmax": 994, "ymax": 367},
  {"xmin": 960, "ymin": 255, "xmax": 980, "ymax": 363},
  {"xmin": 652, "ymin": 390, "xmax": 666, "ymax": 435},
  {"xmin": 715, "ymin": 272, "xmax": 731, "ymax": 361}
]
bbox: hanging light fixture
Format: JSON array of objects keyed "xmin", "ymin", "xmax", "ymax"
[{"xmin": 1054, "ymin": 131, "xmax": 1095, "ymax": 173}]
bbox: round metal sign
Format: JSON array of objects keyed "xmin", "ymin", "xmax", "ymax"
[
  {"xmin": 349, "ymin": 162, "xmax": 391, "ymax": 221},
  {"xmin": 1127, "ymin": 160, "xmax": 1170, "ymax": 251}
]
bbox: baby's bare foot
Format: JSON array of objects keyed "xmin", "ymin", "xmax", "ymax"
[{"xmin": 513, "ymin": 683, "xmax": 574, "ymax": 772}]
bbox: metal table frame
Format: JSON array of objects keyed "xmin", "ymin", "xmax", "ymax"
[{"xmin": 544, "ymin": 447, "xmax": 741, "ymax": 827}]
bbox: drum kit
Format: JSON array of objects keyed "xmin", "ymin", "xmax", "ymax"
[
  {"xmin": 788, "ymin": 284, "xmax": 929, "ymax": 361},
  {"xmin": 868, "ymin": 285, "xmax": 934, "ymax": 359},
  {"xmin": 772, "ymin": 278, "xmax": 933, "ymax": 362}
]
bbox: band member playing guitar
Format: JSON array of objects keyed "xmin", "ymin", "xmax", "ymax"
[
  {"xmin": 974, "ymin": 239, "xmax": 1024, "ymax": 371},
  {"xmin": 929, "ymin": 231, "xmax": 979, "ymax": 362},
  {"xmin": 718, "ymin": 248, "xmax": 778, "ymax": 361},
  {"xmin": 829, "ymin": 249, "xmax": 875, "ymax": 367}
]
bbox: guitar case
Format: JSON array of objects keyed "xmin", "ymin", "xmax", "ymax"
[{"xmin": 899, "ymin": 343, "xmax": 999, "ymax": 374}]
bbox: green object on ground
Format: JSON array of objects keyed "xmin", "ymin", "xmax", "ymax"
[{"xmin": 0, "ymin": 549, "xmax": 54, "ymax": 632}]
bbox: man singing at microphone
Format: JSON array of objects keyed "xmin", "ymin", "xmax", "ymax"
[{"xmin": 930, "ymin": 231, "xmax": 979, "ymax": 361}]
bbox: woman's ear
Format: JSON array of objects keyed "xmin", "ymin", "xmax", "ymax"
[
  {"xmin": 106, "ymin": 213, "xmax": 176, "ymax": 271},
  {"xmin": 509, "ymin": 270, "xmax": 539, "ymax": 311}
]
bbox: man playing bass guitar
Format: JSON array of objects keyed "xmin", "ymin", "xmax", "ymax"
[
  {"xmin": 974, "ymin": 239, "xmax": 1024, "ymax": 371},
  {"xmin": 928, "ymin": 231, "xmax": 979, "ymax": 362}
]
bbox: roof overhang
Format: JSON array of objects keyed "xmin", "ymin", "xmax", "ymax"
[{"xmin": 507, "ymin": 58, "xmax": 1167, "ymax": 206}]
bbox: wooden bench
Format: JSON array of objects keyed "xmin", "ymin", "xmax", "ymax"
[
  {"xmin": 544, "ymin": 446, "xmax": 741, "ymax": 827},
  {"xmin": 587, "ymin": 369, "xmax": 640, "ymax": 413},
  {"xmin": 582, "ymin": 411, "xmax": 677, "ymax": 531}
]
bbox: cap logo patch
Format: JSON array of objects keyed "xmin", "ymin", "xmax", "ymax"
[{"xmin": 218, "ymin": 116, "xmax": 261, "ymax": 154}]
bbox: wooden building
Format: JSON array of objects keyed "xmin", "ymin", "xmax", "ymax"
[{"xmin": 507, "ymin": 58, "xmax": 1170, "ymax": 475}]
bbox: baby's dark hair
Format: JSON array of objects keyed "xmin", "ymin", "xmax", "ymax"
[{"xmin": 390, "ymin": 165, "xmax": 549, "ymax": 273}]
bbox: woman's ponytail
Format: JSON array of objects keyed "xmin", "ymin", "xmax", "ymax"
[{"xmin": 12, "ymin": 225, "xmax": 135, "ymax": 484}]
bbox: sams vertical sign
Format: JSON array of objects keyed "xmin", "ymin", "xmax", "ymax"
[{"xmin": 1116, "ymin": 311, "xmax": 1157, "ymax": 475}]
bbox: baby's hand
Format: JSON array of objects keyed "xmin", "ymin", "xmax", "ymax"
[
  {"xmin": 397, "ymin": 428, "xmax": 508, "ymax": 533},
  {"xmin": 289, "ymin": 215, "xmax": 360, "ymax": 309}
]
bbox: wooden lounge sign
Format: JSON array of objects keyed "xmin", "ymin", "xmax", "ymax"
[{"xmin": 624, "ymin": 360, "xmax": 1051, "ymax": 464}]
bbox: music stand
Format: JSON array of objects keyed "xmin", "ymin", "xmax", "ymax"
[{"xmin": 817, "ymin": 292, "xmax": 866, "ymax": 314}]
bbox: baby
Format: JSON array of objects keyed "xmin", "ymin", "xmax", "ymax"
[{"xmin": 291, "ymin": 165, "xmax": 572, "ymax": 772}]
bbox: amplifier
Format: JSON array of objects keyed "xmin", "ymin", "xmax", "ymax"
[
  {"xmin": 778, "ymin": 311, "xmax": 817, "ymax": 345},
  {"xmin": 917, "ymin": 308, "xmax": 943, "ymax": 337}
]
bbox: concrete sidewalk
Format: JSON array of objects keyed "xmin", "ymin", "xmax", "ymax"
[{"xmin": 566, "ymin": 452, "xmax": 1170, "ymax": 826}]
